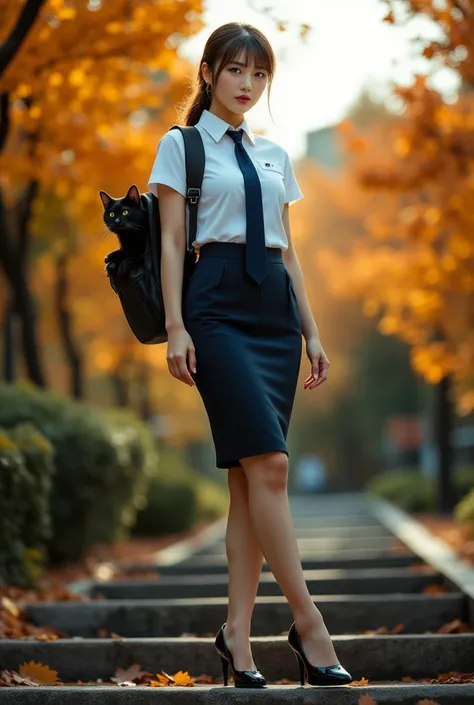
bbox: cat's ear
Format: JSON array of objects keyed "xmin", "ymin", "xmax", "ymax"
[
  {"xmin": 99, "ymin": 190, "xmax": 113, "ymax": 209},
  {"xmin": 126, "ymin": 184, "xmax": 140, "ymax": 206}
]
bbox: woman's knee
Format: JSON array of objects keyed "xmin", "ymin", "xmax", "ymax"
[
  {"xmin": 240, "ymin": 451, "xmax": 289, "ymax": 492},
  {"xmin": 228, "ymin": 466, "xmax": 249, "ymax": 501}
]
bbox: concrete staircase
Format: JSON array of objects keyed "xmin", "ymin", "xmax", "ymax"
[{"xmin": 1, "ymin": 493, "xmax": 474, "ymax": 703}]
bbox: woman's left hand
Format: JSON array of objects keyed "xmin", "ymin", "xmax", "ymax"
[{"xmin": 304, "ymin": 337, "xmax": 329, "ymax": 390}]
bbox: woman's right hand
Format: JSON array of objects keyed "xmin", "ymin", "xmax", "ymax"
[{"xmin": 166, "ymin": 325, "xmax": 197, "ymax": 387}]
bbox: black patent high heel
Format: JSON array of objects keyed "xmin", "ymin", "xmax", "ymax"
[
  {"xmin": 214, "ymin": 623, "xmax": 266, "ymax": 688},
  {"xmin": 288, "ymin": 622, "xmax": 353, "ymax": 686}
]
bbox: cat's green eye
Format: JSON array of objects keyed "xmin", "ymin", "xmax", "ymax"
[
  {"xmin": 122, "ymin": 210, "xmax": 128, "ymax": 215},
  {"xmin": 109, "ymin": 212, "xmax": 114, "ymax": 217}
]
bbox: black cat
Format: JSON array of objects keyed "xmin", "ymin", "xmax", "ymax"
[{"xmin": 100, "ymin": 184, "xmax": 149, "ymax": 258}]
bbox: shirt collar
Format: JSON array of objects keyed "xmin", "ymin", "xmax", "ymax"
[{"xmin": 197, "ymin": 109, "xmax": 255, "ymax": 146}]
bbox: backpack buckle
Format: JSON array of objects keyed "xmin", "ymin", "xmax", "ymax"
[{"xmin": 187, "ymin": 187, "xmax": 200, "ymax": 205}]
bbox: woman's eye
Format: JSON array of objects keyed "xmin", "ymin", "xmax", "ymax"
[
  {"xmin": 109, "ymin": 212, "xmax": 114, "ymax": 217},
  {"xmin": 122, "ymin": 210, "xmax": 128, "ymax": 215},
  {"xmin": 229, "ymin": 67, "xmax": 266, "ymax": 78}
]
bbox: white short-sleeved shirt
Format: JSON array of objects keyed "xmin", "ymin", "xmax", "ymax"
[{"xmin": 147, "ymin": 109, "xmax": 303, "ymax": 252}]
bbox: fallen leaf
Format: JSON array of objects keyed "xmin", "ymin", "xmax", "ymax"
[
  {"xmin": 110, "ymin": 664, "xmax": 149, "ymax": 684},
  {"xmin": 19, "ymin": 661, "xmax": 58, "ymax": 686},
  {"xmin": 349, "ymin": 676, "xmax": 369, "ymax": 687},
  {"xmin": 436, "ymin": 619, "xmax": 472, "ymax": 634},
  {"xmin": 172, "ymin": 671, "xmax": 194, "ymax": 687},
  {"xmin": 1, "ymin": 598, "xmax": 19, "ymax": 619}
]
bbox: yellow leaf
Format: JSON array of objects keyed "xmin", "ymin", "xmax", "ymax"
[
  {"xmin": 68, "ymin": 69, "xmax": 85, "ymax": 87},
  {"xmin": 395, "ymin": 136, "xmax": 410, "ymax": 156},
  {"xmin": 106, "ymin": 22, "xmax": 123, "ymax": 34},
  {"xmin": 58, "ymin": 7, "xmax": 76, "ymax": 20},
  {"xmin": 49, "ymin": 73, "xmax": 64, "ymax": 87},
  {"xmin": 172, "ymin": 670, "xmax": 194, "ymax": 686},
  {"xmin": 1, "ymin": 596, "xmax": 20, "ymax": 618},
  {"xmin": 19, "ymin": 661, "xmax": 58, "ymax": 685}
]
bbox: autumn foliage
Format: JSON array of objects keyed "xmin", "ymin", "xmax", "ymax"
[
  {"xmin": 317, "ymin": 0, "xmax": 474, "ymax": 416},
  {"xmin": 0, "ymin": 0, "xmax": 213, "ymax": 439}
]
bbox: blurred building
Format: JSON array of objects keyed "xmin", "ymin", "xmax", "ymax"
[{"xmin": 305, "ymin": 125, "xmax": 343, "ymax": 171}]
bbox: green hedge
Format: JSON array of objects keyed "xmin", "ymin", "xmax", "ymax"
[
  {"xmin": 0, "ymin": 382, "xmax": 158, "ymax": 564},
  {"xmin": 132, "ymin": 447, "xmax": 228, "ymax": 536},
  {"xmin": 366, "ymin": 465, "xmax": 474, "ymax": 512},
  {"xmin": 0, "ymin": 423, "xmax": 55, "ymax": 587}
]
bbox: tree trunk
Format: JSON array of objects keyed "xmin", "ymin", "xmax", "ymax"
[
  {"xmin": 0, "ymin": 90, "xmax": 47, "ymax": 387},
  {"xmin": 435, "ymin": 373, "xmax": 455, "ymax": 514},
  {"xmin": 55, "ymin": 253, "xmax": 84, "ymax": 398},
  {"xmin": 111, "ymin": 370, "xmax": 130, "ymax": 407},
  {"xmin": 2, "ymin": 300, "xmax": 16, "ymax": 382},
  {"xmin": 0, "ymin": 0, "xmax": 46, "ymax": 78},
  {"xmin": 137, "ymin": 362, "xmax": 152, "ymax": 421},
  {"xmin": 0, "ymin": 189, "xmax": 46, "ymax": 387}
]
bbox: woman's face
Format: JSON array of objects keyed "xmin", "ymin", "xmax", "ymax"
[{"xmin": 204, "ymin": 50, "xmax": 269, "ymax": 115}]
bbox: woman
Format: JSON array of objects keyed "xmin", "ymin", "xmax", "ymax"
[{"xmin": 148, "ymin": 21, "xmax": 352, "ymax": 690}]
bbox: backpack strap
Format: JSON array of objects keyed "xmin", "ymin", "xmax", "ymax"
[{"xmin": 169, "ymin": 125, "xmax": 205, "ymax": 252}]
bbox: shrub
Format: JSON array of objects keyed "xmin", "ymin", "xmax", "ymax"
[
  {"xmin": 132, "ymin": 447, "xmax": 198, "ymax": 535},
  {"xmin": 0, "ymin": 424, "xmax": 55, "ymax": 587},
  {"xmin": 366, "ymin": 468, "xmax": 435, "ymax": 512},
  {"xmin": 366, "ymin": 465, "xmax": 474, "ymax": 512},
  {"xmin": 455, "ymin": 488, "xmax": 474, "ymax": 535},
  {"xmin": 0, "ymin": 382, "xmax": 159, "ymax": 563},
  {"xmin": 195, "ymin": 476, "xmax": 229, "ymax": 522},
  {"xmin": 132, "ymin": 447, "xmax": 228, "ymax": 536}
]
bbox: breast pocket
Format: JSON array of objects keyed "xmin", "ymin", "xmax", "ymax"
[{"xmin": 258, "ymin": 160, "xmax": 284, "ymax": 177}]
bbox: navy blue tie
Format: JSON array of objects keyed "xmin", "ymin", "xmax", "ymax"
[{"xmin": 226, "ymin": 128, "xmax": 268, "ymax": 284}]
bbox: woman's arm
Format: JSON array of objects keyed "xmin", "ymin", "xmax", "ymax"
[
  {"xmin": 281, "ymin": 203, "xmax": 329, "ymax": 390},
  {"xmin": 157, "ymin": 183, "xmax": 196, "ymax": 386},
  {"xmin": 157, "ymin": 183, "xmax": 187, "ymax": 331},
  {"xmin": 281, "ymin": 203, "xmax": 320, "ymax": 342}
]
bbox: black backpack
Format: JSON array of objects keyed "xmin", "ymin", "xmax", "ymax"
[{"xmin": 104, "ymin": 125, "xmax": 205, "ymax": 344}]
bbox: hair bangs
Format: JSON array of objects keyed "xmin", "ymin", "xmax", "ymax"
[{"xmin": 218, "ymin": 33, "xmax": 273, "ymax": 77}]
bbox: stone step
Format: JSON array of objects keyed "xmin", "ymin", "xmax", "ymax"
[
  {"xmin": 193, "ymin": 547, "xmax": 412, "ymax": 563},
  {"xmin": 122, "ymin": 553, "xmax": 419, "ymax": 576},
  {"xmin": 291, "ymin": 525, "xmax": 393, "ymax": 538},
  {"xmin": 26, "ymin": 593, "xmax": 466, "ymax": 638},
  {"xmin": 203, "ymin": 536, "xmax": 399, "ymax": 554},
  {"xmin": 2, "ymin": 684, "xmax": 474, "ymax": 704},
  {"xmin": 291, "ymin": 514, "xmax": 384, "ymax": 527},
  {"xmin": 89, "ymin": 567, "xmax": 441, "ymax": 600},
  {"xmin": 1, "ymin": 634, "xmax": 473, "ymax": 682}
]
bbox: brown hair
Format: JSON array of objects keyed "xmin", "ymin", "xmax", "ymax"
[{"xmin": 177, "ymin": 22, "xmax": 276, "ymax": 126}]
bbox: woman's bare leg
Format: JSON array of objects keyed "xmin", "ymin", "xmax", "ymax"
[
  {"xmin": 224, "ymin": 466, "xmax": 265, "ymax": 671},
  {"xmin": 239, "ymin": 451, "xmax": 340, "ymax": 667}
]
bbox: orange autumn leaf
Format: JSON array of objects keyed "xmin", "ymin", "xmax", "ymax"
[
  {"xmin": 19, "ymin": 661, "xmax": 58, "ymax": 686},
  {"xmin": 349, "ymin": 676, "xmax": 370, "ymax": 687},
  {"xmin": 149, "ymin": 670, "xmax": 194, "ymax": 687},
  {"xmin": 357, "ymin": 694, "xmax": 376, "ymax": 704},
  {"xmin": 317, "ymin": 0, "xmax": 474, "ymax": 414},
  {"xmin": 172, "ymin": 671, "xmax": 194, "ymax": 686}
]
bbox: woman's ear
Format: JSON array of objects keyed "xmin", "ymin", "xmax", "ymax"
[{"xmin": 201, "ymin": 61, "xmax": 211, "ymax": 85}]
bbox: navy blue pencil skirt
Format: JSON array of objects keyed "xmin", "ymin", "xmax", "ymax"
[{"xmin": 182, "ymin": 242, "xmax": 302, "ymax": 470}]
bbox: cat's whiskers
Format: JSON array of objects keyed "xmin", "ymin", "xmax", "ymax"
[{"xmin": 96, "ymin": 225, "xmax": 113, "ymax": 242}]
